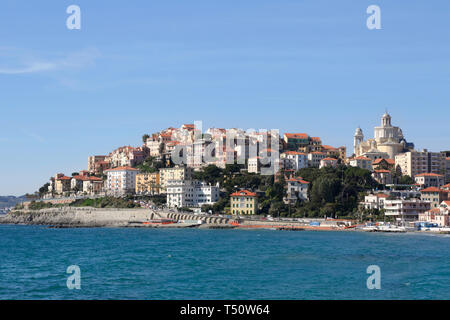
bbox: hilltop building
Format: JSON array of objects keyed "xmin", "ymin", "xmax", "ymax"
[{"xmin": 353, "ymin": 112, "xmax": 414, "ymax": 159}]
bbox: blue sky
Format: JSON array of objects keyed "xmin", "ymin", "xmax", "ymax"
[{"xmin": 1, "ymin": 0, "xmax": 449, "ymax": 195}]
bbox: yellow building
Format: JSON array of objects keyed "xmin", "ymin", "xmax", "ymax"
[
  {"xmin": 136, "ymin": 172, "xmax": 161, "ymax": 195},
  {"xmin": 54, "ymin": 174, "xmax": 72, "ymax": 194},
  {"xmin": 159, "ymin": 166, "xmax": 192, "ymax": 189},
  {"xmin": 230, "ymin": 190, "xmax": 258, "ymax": 215}
]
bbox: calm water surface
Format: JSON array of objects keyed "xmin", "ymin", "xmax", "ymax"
[{"xmin": 1, "ymin": 225, "xmax": 449, "ymax": 299}]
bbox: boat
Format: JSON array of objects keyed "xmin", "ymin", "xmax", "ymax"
[
  {"xmin": 361, "ymin": 222, "xmax": 406, "ymax": 233},
  {"xmin": 276, "ymin": 226, "xmax": 305, "ymax": 231},
  {"xmin": 375, "ymin": 224, "xmax": 406, "ymax": 233},
  {"xmin": 362, "ymin": 225, "xmax": 378, "ymax": 232}
]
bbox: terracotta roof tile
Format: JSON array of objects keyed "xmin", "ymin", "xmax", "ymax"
[{"xmin": 230, "ymin": 190, "xmax": 257, "ymax": 197}]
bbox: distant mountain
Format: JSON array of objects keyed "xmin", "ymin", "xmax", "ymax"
[{"xmin": 0, "ymin": 195, "xmax": 27, "ymax": 209}]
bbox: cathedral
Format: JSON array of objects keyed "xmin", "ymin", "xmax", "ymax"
[{"xmin": 353, "ymin": 112, "xmax": 414, "ymax": 160}]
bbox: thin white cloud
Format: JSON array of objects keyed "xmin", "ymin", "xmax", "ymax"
[
  {"xmin": 0, "ymin": 48, "xmax": 100, "ymax": 75},
  {"xmin": 0, "ymin": 62, "xmax": 56, "ymax": 75},
  {"xmin": 21, "ymin": 129, "xmax": 46, "ymax": 144}
]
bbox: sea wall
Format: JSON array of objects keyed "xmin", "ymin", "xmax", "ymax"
[
  {"xmin": 0, "ymin": 207, "xmax": 158, "ymax": 227},
  {"xmin": 0, "ymin": 207, "xmax": 232, "ymax": 228}
]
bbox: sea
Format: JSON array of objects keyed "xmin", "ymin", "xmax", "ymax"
[{"xmin": 1, "ymin": 225, "xmax": 449, "ymax": 300}]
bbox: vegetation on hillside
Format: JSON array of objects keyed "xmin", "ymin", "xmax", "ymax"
[
  {"xmin": 198, "ymin": 164, "xmax": 380, "ymax": 218},
  {"xmin": 69, "ymin": 197, "xmax": 140, "ymax": 208}
]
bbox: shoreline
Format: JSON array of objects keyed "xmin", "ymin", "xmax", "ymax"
[{"xmin": 2, "ymin": 208, "xmax": 448, "ymax": 235}]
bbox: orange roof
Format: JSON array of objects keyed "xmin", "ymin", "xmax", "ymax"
[
  {"xmin": 104, "ymin": 166, "xmax": 139, "ymax": 172},
  {"xmin": 322, "ymin": 145, "xmax": 338, "ymax": 151},
  {"xmin": 286, "ymin": 177, "xmax": 309, "ymax": 184},
  {"xmin": 230, "ymin": 190, "xmax": 257, "ymax": 197},
  {"xmin": 446, "ymin": 157, "xmax": 450, "ymax": 161},
  {"xmin": 311, "ymin": 137, "xmax": 321, "ymax": 142},
  {"xmin": 72, "ymin": 175, "xmax": 103, "ymax": 181},
  {"xmin": 442, "ymin": 184, "xmax": 450, "ymax": 189},
  {"xmin": 72, "ymin": 175, "xmax": 87, "ymax": 181},
  {"xmin": 311, "ymin": 151, "xmax": 325, "ymax": 155},
  {"xmin": 442, "ymin": 201, "xmax": 450, "ymax": 207},
  {"xmin": 421, "ymin": 187, "xmax": 442, "ymax": 193},
  {"xmin": 283, "ymin": 151, "xmax": 306, "ymax": 155},
  {"xmin": 416, "ymin": 173, "xmax": 443, "ymax": 177},
  {"xmin": 56, "ymin": 176, "xmax": 71, "ymax": 180},
  {"xmin": 284, "ymin": 133, "xmax": 308, "ymax": 139},
  {"xmin": 376, "ymin": 193, "xmax": 389, "ymax": 198},
  {"xmin": 374, "ymin": 169, "xmax": 390, "ymax": 173},
  {"xmin": 373, "ymin": 158, "xmax": 394, "ymax": 165},
  {"xmin": 322, "ymin": 157, "xmax": 337, "ymax": 161},
  {"xmin": 353, "ymin": 156, "xmax": 372, "ymax": 161},
  {"xmin": 88, "ymin": 176, "xmax": 103, "ymax": 181},
  {"xmin": 428, "ymin": 208, "xmax": 441, "ymax": 214}
]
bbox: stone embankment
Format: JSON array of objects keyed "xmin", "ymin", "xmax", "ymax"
[{"xmin": 0, "ymin": 207, "xmax": 232, "ymax": 228}]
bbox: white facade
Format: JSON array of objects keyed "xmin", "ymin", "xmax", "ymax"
[
  {"xmin": 281, "ymin": 152, "xmax": 308, "ymax": 171},
  {"xmin": 414, "ymin": 173, "xmax": 445, "ymax": 188},
  {"xmin": 307, "ymin": 152, "xmax": 326, "ymax": 168},
  {"xmin": 395, "ymin": 150, "xmax": 446, "ymax": 178},
  {"xmin": 248, "ymin": 157, "xmax": 261, "ymax": 173},
  {"xmin": 105, "ymin": 167, "xmax": 139, "ymax": 195},
  {"xmin": 285, "ymin": 178, "xmax": 309, "ymax": 204},
  {"xmin": 166, "ymin": 180, "xmax": 220, "ymax": 208},
  {"xmin": 349, "ymin": 157, "xmax": 373, "ymax": 171},
  {"xmin": 319, "ymin": 157, "xmax": 338, "ymax": 169},
  {"xmin": 361, "ymin": 193, "xmax": 389, "ymax": 210},
  {"xmin": 384, "ymin": 199, "xmax": 430, "ymax": 222}
]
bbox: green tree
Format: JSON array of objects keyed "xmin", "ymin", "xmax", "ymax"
[{"xmin": 398, "ymin": 175, "xmax": 414, "ymax": 185}]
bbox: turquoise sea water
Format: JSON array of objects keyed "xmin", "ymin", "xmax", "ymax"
[{"xmin": 1, "ymin": 225, "xmax": 449, "ymax": 300}]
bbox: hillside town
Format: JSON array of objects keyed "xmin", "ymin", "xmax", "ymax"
[{"xmin": 34, "ymin": 113, "xmax": 450, "ymax": 228}]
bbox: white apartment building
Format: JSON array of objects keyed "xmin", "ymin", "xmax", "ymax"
[
  {"xmin": 166, "ymin": 180, "xmax": 220, "ymax": 208},
  {"xmin": 414, "ymin": 173, "xmax": 445, "ymax": 188},
  {"xmin": 319, "ymin": 157, "xmax": 338, "ymax": 169},
  {"xmin": 146, "ymin": 140, "xmax": 162, "ymax": 157},
  {"xmin": 285, "ymin": 177, "xmax": 309, "ymax": 204},
  {"xmin": 384, "ymin": 199, "xmax": 431, "ymax": 223},
  {"xmin": 349, "ymin": 156, "xmax": 373, "ymax": 171},
  {"xmin": 307, "ymin": 152, "xmax": 326, "ymax": 168},
  {"xmin": 247, "ymin": 157, "xmax": 261, "ymax": 174},
  {"xmin": 395, "ymin": 150, "xmax": 446, "ymax": 178},
  {"xmin": 104, "ymin": 166, "xmax": 139, "ymax": 195},
  {"xmin": 361, "ymin": 193, "xmax": 389, "ymax": 210},
  {"xmin": 281, "ymin": 151, "xmax": 308, "ymax": 171}
]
